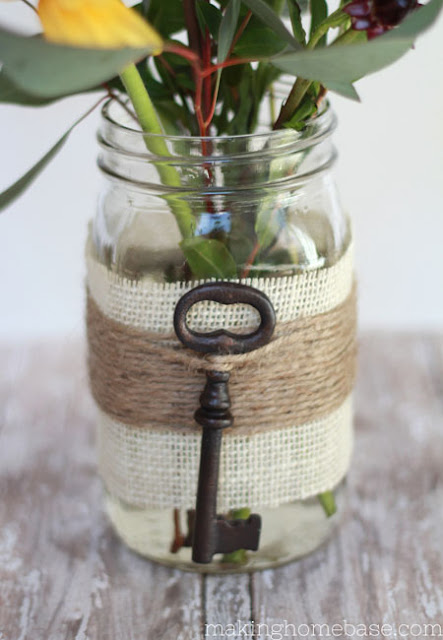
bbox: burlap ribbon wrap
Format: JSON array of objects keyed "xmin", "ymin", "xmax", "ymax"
[{"xmin": 86, "ymin": 240, "xmax": 357, "ymax": 511}]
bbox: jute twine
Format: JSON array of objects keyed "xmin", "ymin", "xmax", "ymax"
[{"xmin": 87, "ymin": 286, "xmax": 356, "ymax": 436}]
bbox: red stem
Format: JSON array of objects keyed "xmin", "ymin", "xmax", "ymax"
[
  {"xmin": 200, "ymin": 24, "xmax": 216, "ymax": 211},
  {"xmin": 203, "ymin": 81, "xmax": 220, "ymax": 129},
  {"xmin": 227, "ymin": 10, "xmax": 252, "ymax": 58},
  {"xmin": 158, "ymin": 54, "xmax": 177, "ymax": 78},
  {"xmin": 183, "ymin": 0, "xmax": 203, "ymax": 56},
  {"xmin": 201, "ymin": 57, "xmax": 257, "ymax": 78},
  {"xmin": 240, "ymin": 240, "xmax": 261, "ymax": 279},
  {"xmin": 162, "ymin": 34, "xmax": 256, "ymax": 216},
  {"xmin": 194, "ymin": 70, "xmax": 206, "ymax": 136},
  {"xmin": 163, "ymin": 42, "xmax": 200, "ymax": 64},
  {"xmin": 163, "ymin": 43, "xmax": 206, "ymax": 134},
  {"xmin": 163, "ymin": 45, "xmax": 256, "ymax": 133},
  {"xmin": 203, "ymin": 28, "xmax": 212, "ymax": 123},
  {"xmin": 170, "ymin": 508, "xmax": 185, "ymax": 553}
]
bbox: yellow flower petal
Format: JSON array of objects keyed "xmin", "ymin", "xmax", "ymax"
[{"xmin": 37, "ymin": 0, "xmax": 163, "ymax": 52}]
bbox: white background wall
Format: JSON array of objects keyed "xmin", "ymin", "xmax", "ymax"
[{"xmin": 1, "ymin": 3, "xmax": 442, "ymax": 340}]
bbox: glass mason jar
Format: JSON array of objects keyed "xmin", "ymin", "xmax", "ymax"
[{"xmin": 89, "ymin": 98, "xmax": 353, "ymax": 573}]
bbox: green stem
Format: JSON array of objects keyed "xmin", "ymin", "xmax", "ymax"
[
  {"xmin": 273, "ymin": 8, "xmax": 351, "ymax": 129},
  {"xmin": 272, "ymin": 0, "xmax": 286, "ymax": 14},
  {"xmin": 120, "ymin": 64, "xmax": 164, "ymax": 135},
  {"xmin": 222, "ymin": 507, "xmax": 251, "ymax": 564},
  {"xmin": 273, "ymin": 77, "xmax": 311, "ymax": 129},
  {"xmin": 120, "ymin": 64, "xmax": 194, "ymax": 239},
  {"xmin": 331, "ymin": 27, "xmax": 363, "ymax": 46},
  {"xmin": 308, "ymin": 9, "xmax": 349, "ymax": 49},
  {"xmin": 19, "ymin": 0, "xmax": 38, "ymax": 13},
  {"xmin": 269, "ymin": 84, "xmax": 276, "ymax": 124},
  {"xmin": 318, "ymin": 490, "xmax": 337, "ymax": 517}
]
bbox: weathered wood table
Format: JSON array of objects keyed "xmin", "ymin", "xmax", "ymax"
[{"xmin": 1, "ymin": 335, "xmax": 442, "ymax": 639}]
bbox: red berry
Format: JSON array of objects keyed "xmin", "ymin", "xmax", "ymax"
[
  {"xmin": 344, "ymin": 0, "xmax": 420, "ymax": 38},
  {"xmin": 345, "ymin": 0, "xmax": 372, "ymax": 17}
]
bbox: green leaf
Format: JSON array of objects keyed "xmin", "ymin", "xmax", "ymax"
[
  {"xmin": 0, "ymin": 70, "xmax": 58, "ymax": 106},
  {"xmin": 180, "ymin": 237, "xmax": 238, "ymax": 278},
  {"xmin": 326, "ymin": 80, "xmax": 360, "ymax": 100},
  {"xmin": 0, "ymin": 28, "xmax": 159, "ymax": 98},
  {"xmin": 255, "ymin": 202, "xmax": 285, "ymax": 251},
  {"xmin": 271, "ymin": 0, "xmax": 442, "ymax": 87},
  {"xmin": 248, "ymin": 61, "xmax": 282, "ymax": 131},
  {"xmin": 241, "ymin": 0, "xmax": 302, "ymax": 51},
  {"xmin": 153, "ymin": 101, "xmax": 188, "ymax": 135},
  {"xmin": 224, "ymin": 66, "xmax": 255, "ymax": 134},
  {"xmin": 282, "ymin": 95, "xmax": 317, "ymax": 129},
  {"xmin": 0, "ymin": 101, "xmax": 99, "ymax": 212},
  {"xmin": 138, "ymin": 66, "xmax": 172, "ymax": 101},
  {"xmin": 309, "ymin": 9, "xmax": 350, "ymax": 48},
  {"xmin": 0, "ymin": 134, "xmax": 69, "ymax": 212},
  {"xmin": 0, "ymin": 68, "xmax": 108, "ymax": 106},
  {"xmin": 310, "ymin": 0, "xmax": 328, "ymax": 45},
  {"xmin": 227, "ymin": 220, "xmax": 255, "ymax": 266},
  {"xmin": 144, "ymin": 0, "xmax": 185, "ymax": 36},
  {"xmin": 254, "ymin": 61, "xmax": 282, "ymax": 96},
  {"xmin": 218, "ymin": 0, "xmax": 241, "ymax": 62},
  {"xmin": 234, "ymin": 22, "xmax": 288, "ymax": 57},
  {"xmin": 196, "ymin": 0, "xmax": 223, "ymax": 37},
  {"xmin": 287, "ymin": 0, "xmax": 307, "ymax": 46},
  {"xmin": 174, "ymin": 72, "xmax": 196, "ymax": 92}
]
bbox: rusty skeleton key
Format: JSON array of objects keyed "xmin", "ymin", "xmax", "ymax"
[{"xmin": 173, "ymin": 282, "xmax": 276, "ymax": 564}]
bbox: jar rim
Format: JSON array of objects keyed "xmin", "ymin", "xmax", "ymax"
[
  {"xmin": 100, "ymin": 97, "xmax": 336, "ymax": 147},
  {"xmin": 98, "ymin": 96, "xmax": 337, "ymax": 192}
]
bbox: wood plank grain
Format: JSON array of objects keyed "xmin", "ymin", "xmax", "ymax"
[
  {"xmin": 1, "ymin": 334, "xmax": 442, "ymax": 639},
  {"xmin": 251, "ymin": 334, "xmax": 443, "ymax": 637},
  {"xmin": 0, "ymin": 340, "xmax": 203, "ymax": 640},
  {"xmin": 204, "ymin": 574, "xmax": 253, "ymax": 639}
]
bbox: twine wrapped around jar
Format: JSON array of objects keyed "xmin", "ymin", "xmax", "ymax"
[{"xmin": 86, "ymin": 237, "xmax": 357, "ymax": 511}]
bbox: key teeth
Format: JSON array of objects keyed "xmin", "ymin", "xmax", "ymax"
[{"xmin": 214, "ymin": 514, "xmax": 262, "ymax": 555}]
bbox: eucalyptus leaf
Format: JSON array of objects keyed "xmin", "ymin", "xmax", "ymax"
[
  {"xmin": 138, "ymin": 67, "xmax": 172, "ymax": 101},
  {"xmin": 255, "ymin": 203, "xmax": 285, "ymax": 251},
  {"xmin": 326, "ymin": 80, "xmax": 360, "ymax": 100},
  {"xmin": 241, "ymin": 0, "xmax": 302, "ymax": 51},
  {"xmin": 309, "ymin": 0, "xmax": 328, "ymax": 45},
  {"xmin": 248, "ymin": 62, "xmax": 282, "ymax": 130},
  {"xmin": 271, "ymin": 0, "xmax": 442, "ymax": 87},
  {"xmin": 0, "ymin": 67, "xmax": 109, "ymax": 106},
  {"xmin": 153, "ymin": 101, "xmax": 189, "ymax": 135},
  {"xmin": 0, "ymin": 28, "xmax": 159, "ymax": 98},
  {"xmin": 196, "ymin": 0, "xmax": 223, "ymax": 37},
  {"xmin": 0, "ymin": 134, "xmax": 70, "ymax": 212},
  {"xmin": 0, "ymin": 101, "xmax": 100, "ymax": 212},
  {"xmin": 218, "ymin": 0, "xmax": 241, "ymax": 62},
  {"xmin": 0, "ymin": 71, "xmax": 59, "ymax": 106},
  {"xmin": 234, "ymin": 23, "xmax": 288, "ymax": 57},
  {"xmin": 287, "ymin": 0, "xmax": 307, "ymax": 45},
  {"xmin": 174, "ymin": 72, "xmax": 196, "ymax": 91},
  {"xmin": 224, "ymin": 66, "xmax": 254, "ymax": 134},
  {"xmin": 282, "ymin": 96, "xmax": 317, "ymax": 129},
  {"xmin": 144, "ymin": 0, "xmax": 185, "ymax": 36},
  {"xmin": 180, "ymin": 237, "xmax": 238, "ymax": 278}
]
